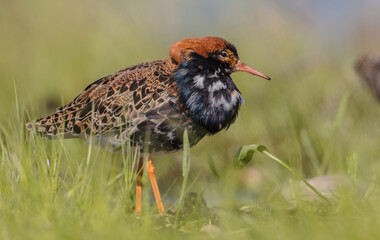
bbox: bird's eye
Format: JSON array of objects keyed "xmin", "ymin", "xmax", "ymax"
[{"xmin": 219, "ymin": 51, "xmax": 228, "ymax": 58}]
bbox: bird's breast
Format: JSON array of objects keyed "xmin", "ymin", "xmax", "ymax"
[{"xmin": 174, "ymin": 67, "xmax": 243, "ymax": 134}]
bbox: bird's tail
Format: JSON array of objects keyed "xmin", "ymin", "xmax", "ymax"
[
  {"xmin": 26, "ymin": 110, "xmax": 68, "ymax": 137},
  {"xmin": 26, "ymin": 102, "xmax": 98, "ymax": 138}
]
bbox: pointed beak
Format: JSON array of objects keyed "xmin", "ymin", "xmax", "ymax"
[{"xmin": 235, "ymin": 61, "xmax": 271, "ymax": 80}]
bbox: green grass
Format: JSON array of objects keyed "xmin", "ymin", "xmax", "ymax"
[{"xmin": 2, "ymin": 0, "xmax": 380, "ymax": 239}]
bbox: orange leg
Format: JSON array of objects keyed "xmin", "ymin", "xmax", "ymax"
[
  {"xmin": 134, "ymin": 156, "xmax": 144, "ymax": 215},
  {"xmin": 146, "ymin": 154, "xmax": 165, "ymax": 214}
]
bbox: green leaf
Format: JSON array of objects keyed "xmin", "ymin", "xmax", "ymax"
[
  {"xmin": 175, "ymin": 129, "xmax": 191, "ymax": 227},
  {"xmin": 182, "ymin": 129, "xmax": 190, "ymax": 177},
  {"xmin": 233, "ymin": 144, "xmax": 266, "ymax": 169}
]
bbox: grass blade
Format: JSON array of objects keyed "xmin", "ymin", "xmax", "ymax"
[{"xmin": 175, "ymin": 129, "xmax": 190, "ymax": 227}]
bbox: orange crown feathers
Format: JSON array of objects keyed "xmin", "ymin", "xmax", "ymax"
[{"xmin": 169, "ymin": 36, "xmax": 229, "ymax": 64}]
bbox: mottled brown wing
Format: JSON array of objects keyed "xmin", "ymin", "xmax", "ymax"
[{"xmin": 27, "ymin": 58, "xmax": 178, "ymax": 139}]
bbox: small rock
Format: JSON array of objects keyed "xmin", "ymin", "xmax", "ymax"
[
  {"xmin": 200, "ymin": 224, "xmax": 221, "ymax": 235},
  {"xmin": 239, "ymin": 206, "xmax": 254, "ymax": 213},
  {"xmin": 281, "ymin": 174, "xmax": 352, "ymax": 201}
]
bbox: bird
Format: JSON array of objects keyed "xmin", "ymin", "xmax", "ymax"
[
  {"xmin": 26, "ymin": 36, "xmax": 270, "ymax": 215},
  {"xmin": 356, "ymin": 54, "xmax": 380, "ymax": 101}
]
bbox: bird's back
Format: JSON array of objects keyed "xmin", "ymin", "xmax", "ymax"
[{"xmin": 27, "ymin": 58, "xmax": 207, "ymax": 152}]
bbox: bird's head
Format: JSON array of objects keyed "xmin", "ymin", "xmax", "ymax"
[
  {"xmin": 170, "ymin": 36, "xmax": 270, "ymax": 134},
  {"xmin": 169, "ymin": 36, "xmax": 270, "ymax": 80}
]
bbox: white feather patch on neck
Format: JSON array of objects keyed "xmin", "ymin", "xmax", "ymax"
[
  {"xmin": 210, "ymin": 90, "xmax": 242, "ymax": 111},
  {"xmin": 193, "ymin": 75, "xmax": 205, "ymax": 89},
  {"xmin": 207, "ymin": 80, "xmax": 227, "ymax": 92}
]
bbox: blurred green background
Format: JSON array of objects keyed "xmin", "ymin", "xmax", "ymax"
[{"xmin": 2, "ymin": 0, "xmax": 380, "ymax": 238}]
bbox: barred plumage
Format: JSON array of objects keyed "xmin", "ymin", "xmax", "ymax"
[
  {"xmin": 27, "ymin": 37, "xmax": 270, "ymax": 154},
  {"xmin": 27, "ymin": 58, "xmax": 207, "ymax": 152}
]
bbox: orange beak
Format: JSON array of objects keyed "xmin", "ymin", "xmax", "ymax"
[{"xmin": 235, "ymin": 61, "xmax": 271, "ymax": 80}]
